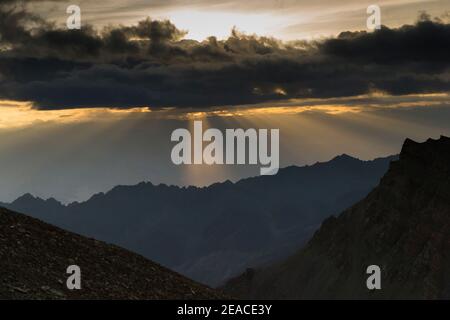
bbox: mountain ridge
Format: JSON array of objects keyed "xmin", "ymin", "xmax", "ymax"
[
  {"xmin": 6, "ymin": 153, "xmax": 392, "ymax": 206},
  {"xmin": 1, "ymin": 153, "xmax": 397, "ymax": 286}
]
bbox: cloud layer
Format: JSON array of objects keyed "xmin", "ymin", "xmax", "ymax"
[{"xmin": 0, "ymin": 1, "xmax": 449, "ymax": 109}]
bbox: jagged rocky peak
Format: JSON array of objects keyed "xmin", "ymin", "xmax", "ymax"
[
  {"xmin": 381, "ymin": 136, "xmax": 450, "ymax": 200},
  {"xmin": 401, "ymin": 135, "xmax": 450, "ymax": 160}
]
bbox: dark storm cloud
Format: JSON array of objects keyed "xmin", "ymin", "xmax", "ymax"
[{"xmin": 0, "ymin": 1, "xmax": 449, "ymax": 109}]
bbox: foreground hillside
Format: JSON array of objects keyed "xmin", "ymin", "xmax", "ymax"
[
  {"xmin": 0, "ymin": 207, "xmax": 223, "ymax": 299},
  {"xmin": 1, "ymin": 155, "xmax": 395, "ymax": 286},
  {"xmin": 224, "ymin": 136, "xmax": 450, "ymax": 299}
]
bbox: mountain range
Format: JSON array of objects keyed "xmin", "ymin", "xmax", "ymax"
[
  {"xmin": 1, "ymin": 154, "xmax": 396, "ymax": 286},
  {"xmin": 223, "ymin": 136, "xmax": 450, "ymax": 299}
]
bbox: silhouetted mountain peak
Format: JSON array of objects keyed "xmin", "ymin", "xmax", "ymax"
[
  {"xmin": 331, "ymin": 153, "xmax": 358, "ymax": 162},
  {"xmin": 401, "ymin": 136, "xmax": 450, "ymax": 162},
  {"xmin": 46, "ymin": 197, "xmax": 60, "ymax": 204},
  {"xmin": 14, "ymin": 193, "xmax": 36, "ymax": 201},
  {"xmin": 12, "ymin": 193, "xmax": 42, "ymax": 206}
]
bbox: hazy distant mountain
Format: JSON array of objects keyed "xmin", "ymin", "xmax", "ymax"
[
  {"xmin": 0, "ymin": 207, "xmax": 223, "ymax": 299},
  {"xmin": 1, "ymin": 154, "xmax": 396, "ymax": 286},
  {"xmin": 223, "ymin": 137, "xmax": 450, "ymax": 299}
]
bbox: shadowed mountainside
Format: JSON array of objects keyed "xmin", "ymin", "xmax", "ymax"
[
  {"xmin": 0, "ymin": 207, "xmax": 224, "ymax": 299},
  {"xmin": 1, "ymin": 155, "xmax": 396, "ymax": 286},
  {"xmin": 223, "ymin": 136, "xmax": 450, "ymax": 299}
]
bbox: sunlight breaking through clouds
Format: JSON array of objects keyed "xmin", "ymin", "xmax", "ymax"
[{"xmin": 1, "ymin": 93, "xmax": 448, "ymax": 129}]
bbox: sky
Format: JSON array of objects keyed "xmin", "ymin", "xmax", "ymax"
[
  {"xmin": 0, "ymin": 0, "xmax": 449, "ymax": 202},
  {"xmin": 29, "ymin": 0, "xmax": 450, "ymax": 40}
]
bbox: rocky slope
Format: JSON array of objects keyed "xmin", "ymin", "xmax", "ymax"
[
  {"xmin": 223, "ymin": 136, "xmax": 450, "ymax": 299},
  {"xmin": 0, "ymin": 207, "xmax": 224, "ymax": 299}
]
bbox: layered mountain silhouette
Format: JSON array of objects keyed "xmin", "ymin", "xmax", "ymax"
[
  {"xmin": 1, "ymin": 154, "xmax": 395, "ymax": 286},
  {"xmin": 223, "ymin": 137, "xmax": 450, "ymax": 299},
  {"xmin": 0, "ymin": 207, "xmax": 223, "ymax": 299}
]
